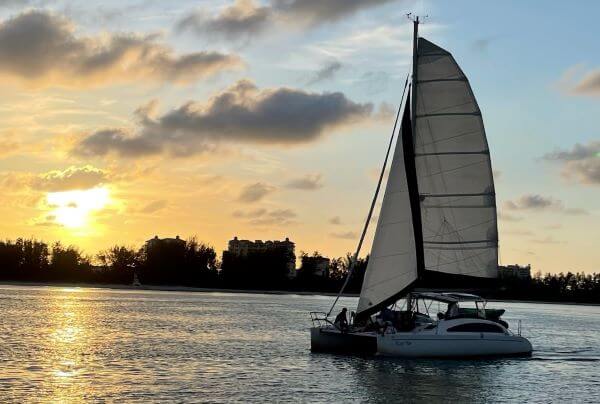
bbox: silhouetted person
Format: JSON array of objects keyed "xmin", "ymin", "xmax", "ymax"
[
  {"xmin": 445, "ymin": 302, "xmax": 459, "ymax": 319},
  {"xmin": 334, "ymin": 307, "xmax": 349, "ymax": 331}
]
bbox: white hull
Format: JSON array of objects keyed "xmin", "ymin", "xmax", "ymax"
[
  {"xmin": 377, "ymin": 333, "xmax": 532, "ymax": 358},
  {"xmin": 377, "ymin": 318, "xmax": 532, "ymax": 358}
]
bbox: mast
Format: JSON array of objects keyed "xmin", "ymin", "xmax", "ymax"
[
  {"xmin": 407, "ymin": 15, "xmax": 426, "ymax": 280},
  {"xmin": 411, "ymin": 16, "xmax": 418, "ymax": 131}
]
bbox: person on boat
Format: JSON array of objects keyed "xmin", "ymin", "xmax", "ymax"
[
  {"xmin": 445, "ymin": 302, "xmax": 460, "ymax": 319},
  {"xmin": 334, "ymin": 307, "xmax": 349, "ymax": 331}
]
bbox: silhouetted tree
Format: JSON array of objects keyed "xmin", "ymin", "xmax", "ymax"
[
  {"xmin": 49, "ymin": 242, "xmax": 91, "ymax": 282},
  {"xmin": 96, "ymin": 245, "xmax": 140, "ymax": 284}
]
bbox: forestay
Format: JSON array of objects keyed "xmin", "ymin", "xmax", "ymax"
[{"xmin": 414, "ymin": 38, "xmax": 498, "ymax": 278}]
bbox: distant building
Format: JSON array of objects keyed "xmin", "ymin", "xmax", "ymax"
[
  {"xmin": 226, "ymin": 236, "xmax": 296, "ymax": 278},
  {"xmin": 499, "ymin": 264, "xmax": 531, "ymax": 280},
  {"xmin": 301, "ymin": 256, "xmax": 331, "ymax": 278},
  {"xmin": 146, "ymin": 235, "xmax": 185, "ymax": 249}
]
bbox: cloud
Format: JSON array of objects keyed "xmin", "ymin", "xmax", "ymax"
[
  {"xmin": 569, "ymin": 69, "xmax": 600, "ymax": 95},
  {"xmin": 329, "ymin": 216, "xmax": 342, "ymax": 225},
  {"xmin": 238, "ymin": 182, "xmax": 275, "ymax": 203},
  {"xmin": 307, "ymin": 61, "xmax": 342, "ymax": 86},
  {"xmin": 330, "ymin": 231, "xmax": 357, "ymax": 239},
  {"xmin": 31, "ymin": 166, "xmax": 108, "ymax": 192},
  {"xmin": 140, "ymin": 199, "xmax": 167, "ymax": 214},
  {"xmin": 497, "ymin": 211, "xmax": 522, "ymax": 222},
  {"xmin": 471, "ymin": 37, "xmax": 495, "ymax": 53},
  {"xmin": 233, "ymin": 207, "xmax": 296, "ymax": 226},
  {"xmin": 33, "ymin": 214, "xmax": 62, "ymax": 227},
  {"xmin": 503, "ymin": 194, "xmax": 588, "ymax": 215},
  {"xmin": 360, "ymin": 71, "xmax": 392, "ymax": 96},
  {"xmin": 272, "ymin": 0, "xmax": 397, "ymax": 26},
  {"xmin": 177, "ymin": 0, "xmax": 399, "ymax": 40},
  {"xmin": 285, "ymin": 173, "xmax": 323, "ymax": 190},
  {"xmin": 504, "ymin": 194, "xmax": 555, "ymax": 210},
  {"xmin": 543, "ymin": 140, "xmax": 600, "ymax": 185},
  {"xmin": 0, "ymin": 10, "xmax": 242, "ymax": 86},
  {"xmin": 531, "ymin": 236, "xmax": 562, "ymax": 245},
  {"xmin": 176, "ymin": 0, "xmax": 272, "ymax": 41},
  {"xmin": 74, "ymin": 79, "xmax": 374, "ymax": 158}
]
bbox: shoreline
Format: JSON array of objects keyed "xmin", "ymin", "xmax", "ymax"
[{"xmin": 0, "ymin": 281, "xmax": 598, "ymax": 307}]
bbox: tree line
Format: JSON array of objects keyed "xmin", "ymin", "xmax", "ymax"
[{"xmin": 0, "ymin": 237, "xmax": 598, "ymax": 303}]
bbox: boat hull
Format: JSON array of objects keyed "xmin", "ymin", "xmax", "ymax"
[
  {"xmin": 310, "ymin": 327, "xmax": 377, "ymax": 354},
  {"xmin": 377, "ymin": 333, "xmax": 532, "ymax": 358}
]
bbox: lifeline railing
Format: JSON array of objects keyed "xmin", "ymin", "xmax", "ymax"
[{"xmin": 310, "ymin": 312, "xmax": 334, "ymax": 328}]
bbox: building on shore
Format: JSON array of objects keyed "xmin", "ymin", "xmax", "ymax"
[
  {"xmin": 225, "ymin": 236, "xmax": 296, "ymax": 278},
  {"xmin": 300, "ymin": 256, "xmax": 331, "ymax": 278},
  {"xmin": 145, "ymin": 235, "xmax": 185, "ymax": 249},
  {"xmin": 499, "ymin": 264, "xmax": 531, "ymax": 280}
]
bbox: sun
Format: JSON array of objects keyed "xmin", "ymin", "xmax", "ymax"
[{"xmin": 46, "ymin": 187, "xmax": 110, "ymax": 229}]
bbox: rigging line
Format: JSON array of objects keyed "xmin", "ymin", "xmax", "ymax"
[
  {"xmin": 418, "ymin": 99, "xmax": 475, "ymax": 116},
  {"xmin": 416, "ymin": 130, "xmax": 481, "ymax": 148},
  {"xmin": 326, "ymin": 74, "xmax": 410, "ymax": 318},
  {"xmin": 416, "ymin": 83, "xmax": 461, "ymax": 268},
  {"xmin": 420, "ymin": 159, "xmax": 487, "ymax": 178},
  {"xmin": 423, "ymin": 239, "xmax": 496, "ymax": 245},
  {"xmin": 425, "ymin": 249, "xmax": 491, "ymax": 269},
  {"xmin": 443, "ymin": 219, "xmax": 490, "ymax": 270},
  {"xmin": 422, "ymin": 219, "xmax": 495, "ymax": 239}
]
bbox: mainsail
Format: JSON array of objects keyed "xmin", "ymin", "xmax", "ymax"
[
  {"xmin": 415, "ymin": 38, "xmax": 498, "ymax": 279},
  {"xmin": 356, "ymin": 33, "xmax": 498, "ymax": 319}
]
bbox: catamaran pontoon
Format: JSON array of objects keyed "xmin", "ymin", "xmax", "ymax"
[{"xmin": 310, "ymin": 16, "xmax": 532, "ymax": 358}]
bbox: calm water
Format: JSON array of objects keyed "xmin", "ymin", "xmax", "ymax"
[{"xmin": 0, "ymin": 285, "xmax": 598, "ymax": 403}]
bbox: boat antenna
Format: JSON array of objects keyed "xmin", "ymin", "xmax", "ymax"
[{"xmin": 326, "ymin": 74, "xmax": 410, "ymax": 318}]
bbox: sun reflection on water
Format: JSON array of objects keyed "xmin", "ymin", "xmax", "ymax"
[{"xmin": 44, "ymin": 290, "xmax": 95, "ymax": 401}]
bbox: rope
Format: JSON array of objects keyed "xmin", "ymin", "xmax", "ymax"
[{"xmin": 326, "ymin": 74, "xmax": 410, "ymax": 318}]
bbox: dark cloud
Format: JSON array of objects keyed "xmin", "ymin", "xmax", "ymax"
[
  {"xmin": 74, "ymin": 80, "xmax": 374, "ymax": 158},
  {"xmin": 285, "ymin": 174, "xmax": 323, "ymax": 190},
  {"xmin": 31, "ymin": 166, "xmax": 107, "ymax": 192},
  {"xmin": 233, "ymin": 207, "xmax": 296, "ymax": 226},
  {"xmin": 140, "ymin": 199, "xmax": 167, "ymax": 213},
  {"xmin": 176, "ymin": 0, "xmax": 272, "ymax": 41},
  {"xmin": 74, "ymin": 129, "xmax": 162, "ymax": 158},
  {"xmin": 272, "ymin": 0, "xmax": 397, "ymax": 25},
  {"xmin": 330, "ymin": 231, "xmax": 357, "ymax": 239},
  {"xmin": 503, "ymin": 194, "xmax": 588, "ymax": 215},
  {"xmin": 329, "ymin": 216, "xmax": 342, "ymax": 225},
  {"xmin": 0, "ymin": 10, "xmax": 242, "ymax": 86},
  {"xmin": 177, "ymin": 0, "xmax": 399, "ymax": 40},
  {"xmin": 307, "ymin": 61, "xmax": 342, "ymax": 86},
  {"xmin": 238, "ymin": 182, "xmax": 275, "ymax": 203},
  {"xmin": 543, "ymin": 140, "xmax": 600, "ymax": 185}
]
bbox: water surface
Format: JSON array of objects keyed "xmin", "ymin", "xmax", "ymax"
[{"xmin": 0, "ymin": 285, "xmax": 598, "ymax": 402}]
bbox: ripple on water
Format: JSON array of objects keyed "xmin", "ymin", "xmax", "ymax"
[{"xmin": 0, "ymin": 285, "xmax": 598, "ymax": 403}]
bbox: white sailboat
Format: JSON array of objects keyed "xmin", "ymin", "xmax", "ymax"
[{"xmin": 310, "ymin": 16, "xmax": 532, "ymax": 358}]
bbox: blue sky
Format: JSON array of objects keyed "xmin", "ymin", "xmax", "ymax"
[{"xmin": 0, "ymin": 0, "xmax": 597, "ymax": 273}]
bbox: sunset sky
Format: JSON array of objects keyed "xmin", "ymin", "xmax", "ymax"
[{"xmin": 0, "ymin": 0, "xmax": 598, "ymax": 274}]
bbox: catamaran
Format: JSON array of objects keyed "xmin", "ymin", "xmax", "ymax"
[{"xmin": 310, "ymin": 16, "xmax": 532, "ymax": 358}]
